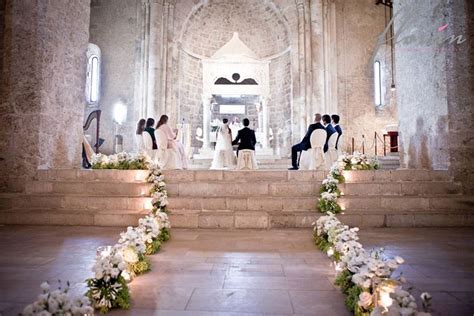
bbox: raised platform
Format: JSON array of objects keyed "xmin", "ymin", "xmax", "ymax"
[{"xmin": 0, "ymin": 169, "xmax": 472, "ymax": 228}]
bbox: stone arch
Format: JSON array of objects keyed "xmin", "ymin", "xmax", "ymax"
[{"xmin": 176, "ymin": 0, "xmax": 293, "ymax": 152}]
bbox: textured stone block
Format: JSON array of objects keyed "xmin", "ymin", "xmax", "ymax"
[
  {"xmin": 16, "ymin": 196, "xmax": 63, "ymax": 209},
  {"xmin": 339, "ymin": 197, "xmax": 381, "ymax": 209},
  {"xmin": 224, "ymin": 171, "xmax": 287, "ymax": 182},
  {"xmin": 201, "ymin": 198, "xmax": 227, "ymax": 210},
  {"xmin": 233, "ymin": 183, "xmax": 270, "ymax": 196},
  {"xmin": 248, "ymin": 198, "xmax": 283, "ymax": 211},
  {"xmin": 162, "ymin": 170, "xmax": 195, "ymax": 183},
  {"xmin": 373, "ymin": 171, "xmax": 392, "ymax": 182},
  {"xmin": 379, "ymin": 183, "xmax": 402, "ymax": 195},
  {"xmin": 25, "ymin": 181, "xmax": 53, "ymax": 194},
  {"xmin": 168, "ymin": 197, "xmax": 200, "ymax": 210},
  {"xmin": 294, "ymin": 213, "xmax": 319, "ymax": 228},
  {"xmin": 269, "ymin": 183, "xmax": 315, "ymax": 197},
  {"xmin": 281, "ymin": 198, "xmax": 316, "ymax": 211},
  {"xmin": 337, "ymin": 214, "xmax": 363, "ymax": 227},
  {"xmin": 391, "ymin": 170, "xmax": 430, "ymax": 181},
  {"xmin": 343, "ymin": 171, "xmax": 375, "ymax": 183},
  {"xmin": 386, "ymin": 214, "xmax": 415, "ymax": 227},
  {"xmin": 429, "ymin": 197, "xmax": 474, "ymax": 210},
  {"xmin": 235, "ymin": 212, "xmax": 269, "ymax": 229},
  {"xmin": 178, "ymin": 183, "xmax": 210, "ymax": 197},
  {"xmin": 413, "ymin": 213, "xmax": 466, "ymax": 227},
  {"xmin": 288, "ymin": 171, "xmax": 313, "ymax": 181},
  {"xmin": 361, "ymin": 215, "xmax": 385, "ymax": 227},
  {"xmin": 269, "ymin": 214, "xmax": 296, "ymax": 228},
  {"xmin": 381, "ymin": 197, "xmax": 429, "ymax": 210},
  {"xmin": 195, "ymin": 170, "xmax": 224, "ymax": 181},
  {"xmin": 52, "ymin": 182, "xmax": 85, "ymax": 194},
  {"xmin": 94, "ymin": 214, "xmax": 140, "ymax": 226},
  {"xmin": 226, "ymin": 198, "xmax": 248, "ymax": 211},
  {"xmin": 168, "ymin": 214, "xmax": 199, "ymax": 228},
  {"xmin": 198, "ymin": 214, "xmax": 234, "ymax": 228}
]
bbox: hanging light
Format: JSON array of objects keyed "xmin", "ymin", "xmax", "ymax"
[{"xmin": 390, "ymin": 83, "xmax": 396, "ymax": 91}]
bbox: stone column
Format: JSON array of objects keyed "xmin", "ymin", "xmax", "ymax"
[
  {"xmin": 159, "ymin": 0, "xmax": 170, "ymax": 117},
  {"xmin": 310, "ymin": 0, "xmax": 325, "ymax": 115},
  {"xmin": 0, "ymin": 0, "xmax": 90, "ymax": 191},
  {"xmin": 200, "ymin": 96, "xmax": 212, "ymax": 153},
  {"xmin": 296, "ymin": 0, "xmax": 307, "ymax": 137},
  {"xmin": 304, "ymin": 0, "xmax": 313, "ymax": 126},
  {"xmin": 261, "ymin": 98, "xmax": 269, "ymax": 150}
]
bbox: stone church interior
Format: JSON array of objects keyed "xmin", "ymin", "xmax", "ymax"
[{"xmin": 0, "ymin": 0, "xmax": 473, "ymax": 315}]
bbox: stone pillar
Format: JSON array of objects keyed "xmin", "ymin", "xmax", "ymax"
[
  {"xmin": 296, "ymin": 0, "xmax": 307, "ymax": 137},
  {"xmin": 261, "ymin": 98, "xmax": 269, "ymax": 149},
  {"xmin": 309, "ymin": 0, "xmax": 325, "ymax": 115},
  {"xmin": 322, "ymin": 0, "xmax": 337, "ymax": 114},
  {"xmin": 200, "ymin": 96, "xmax": 212, "ymax": 153},
  {"xmin": 159, "ymin": 0, "xmax": 170, "ymax": 117},
  {"xmin": 0, "ymin": 0, "xmax": 90, "ymax": 191}
]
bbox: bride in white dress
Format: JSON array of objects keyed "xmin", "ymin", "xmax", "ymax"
[{"xmin": 210, "ymin": 118, "xmax": 236, "ymax": 169}]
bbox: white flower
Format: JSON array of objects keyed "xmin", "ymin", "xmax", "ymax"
[{"xmin": 40, "ymin": 282, "xmax": 50, "ymax": 292}]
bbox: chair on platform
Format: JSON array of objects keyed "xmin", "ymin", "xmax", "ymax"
[
  {"xmin": 299, "ymin": 129, "xmax": 326, "ymax": 170},
  {"xmin": 236, "ymin": 149, "xmax": 258, "ymax": 170},
  {"xmin": 142, "ymin": 132, "xmax": 156, "ymax": 162},
  {"xmin": 325, "ymin": 132, "xmax": 339, "ymax": 170},
  {"xmin": 155, "ymin": 129, "xmax": 182, "ymax": 170}
]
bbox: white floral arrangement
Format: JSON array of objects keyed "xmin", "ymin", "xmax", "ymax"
[
  {"xmin": 91, "ymin": 152, "xmax": 151, "ymax": 170},
  {"xmin": 138, "ymin": 215, "xmax": 161, "ymax": 242},
  {"xmin": 339, "ymin": 151, "xmax": 379, "ymax": 171},
  {"xmin": 86, "ymin": 245, "xmax": 130, "ymax": 313},
  {"xmin": 22, "ymin": 281, "xmax": 94, "ymax": 316},
  {"xmin": 118, "ymin": 226, "xmax": 147, "ymax": 255},
  {"xmin": 147, "ymin": 166, "xmax": 169, "ymax": 213},
  {"xmin": 313, "ymin": 213, "xmax": 432, "ymax": 315}
]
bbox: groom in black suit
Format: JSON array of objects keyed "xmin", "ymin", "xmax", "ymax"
[
  {"xmin": 289, "ymin": 113, "xmax": 325, "ymax": 170},
  {"xmin": 232, "ymin": 118, "xmax": 256, "ymax": 156}
]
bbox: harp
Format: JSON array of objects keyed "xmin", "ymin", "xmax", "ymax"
[{"xmin": 83, "ymin": 110, "xmax": 102, "ymax": 153}]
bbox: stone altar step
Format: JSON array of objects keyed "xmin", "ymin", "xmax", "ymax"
[{"xmin": 0, "ymin": 169, "xmax": 471, "ymax": 229}]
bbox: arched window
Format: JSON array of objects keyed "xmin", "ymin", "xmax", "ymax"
[
  {"xmin": 86, "ymin": 43, "xmax": 101, "ymax": 105},
  {"xmin": 374, "ymin": 60, "xmax": 382, "ymax": 106}
]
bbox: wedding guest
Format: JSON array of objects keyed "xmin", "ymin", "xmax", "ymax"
[
  {"xmin": 156, "ymin": 115, "xmax": 188, "ymax": 169},
  {"xmin": 331, "ymin": 114, "xmax": 343, "ymax": 150},
  {"xmin": 144, "ymin": 118, "xmax": 157, "ymax": 149},
  {"xmin": 322, "ymin": 114, "xmax": 336, "ymax": 152},
  {"xmin": 232, "ymin": 118, "xmax": 256, "ymax": 157},
  {"xmin": 289, "ymin": 113, "xmax": 325, "ymax": 170},
  {"xmin": 136, "ymin": 118, "xmax": 146, "ymax": 153}
]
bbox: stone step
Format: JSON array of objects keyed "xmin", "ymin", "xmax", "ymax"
[
  {"xmin": 0, "ymin": 207, "xmax": 471, "ymax": 229},
  {"xmin": 338, "ymin": 195, "xmax": 474, "ymax": 211},
  {"xmin": 0, "ymin": 208, "xmax": 146, "ymax": 226},
  {"xmin": 0, "ymin": 195, "xmax": 151, "ymax": 211},
  {"xmin": 34, "ymin": 169, "xmax": 454, "ymax": 184}
]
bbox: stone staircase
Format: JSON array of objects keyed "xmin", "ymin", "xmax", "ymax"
[{"xmin": 0, "ymin": 169, "xmax": 472, "ymax": 228}]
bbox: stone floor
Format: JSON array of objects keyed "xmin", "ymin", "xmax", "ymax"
[{"xmin": 0, "ymin": 226, "xmax": 472, "ymax": 316}]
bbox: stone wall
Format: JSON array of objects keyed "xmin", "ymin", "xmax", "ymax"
[
  {"xmin": 335, "ymin": 0, "xmax": 398, "ymax": 154},
  {"xmin": 394, "ymin": 0, "xmax": 473, "ymax": 191},
  {"xmin": 176, "ymin": 0, "xmax": 292, "ymax": 153},
  {"xmin": 88, "ymin": 0, "xmax": 142, "ymax": 154},
  {"xmin": 0, "ymin": 0, "xmax": 90, "ymax": 191},
  {"xmin": 445, "ymin": 0, "xmax": 474, "ymax": 193}
]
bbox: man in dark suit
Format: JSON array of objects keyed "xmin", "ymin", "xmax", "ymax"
[
  {"xmin": 232, "ymin": 118, "xmax": 256, "ymax": 156},
  {"xmin": 331, "ymin": 114, "xmax": 343, "ymax": 150},
  {"xmin": 323, "ymin": 114, "xmax": 336, "ymax": 152},
  {"xmin": 289, "ymin": 113, "xmax": 325, "ymax": 170}
]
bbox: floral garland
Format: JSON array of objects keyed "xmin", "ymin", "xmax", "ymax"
[
  {"xmin": 22, "ymin": 281, "xmax": 94, "ymax": 315},
  {"xmin": 22, "ymin": 163, "xmax": 172, "ymax": 315},
  {"xmin": 318, "ymin": 152, "xmax": 379, "ymax": 214},
  {"xmin": 314, "ymin": 153, "xmax": 432, "ymax": 316},
  {"xmin": 91, "ymin": 152, "xmax": 151, "ymax": 170},
  {"xmin": 313, "ymin": 214, "xmax": 432, "ymax": 316}
]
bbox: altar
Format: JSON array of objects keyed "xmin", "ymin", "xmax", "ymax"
[{"xmin": 193, "ymin": 33, "xmax": 276, "ymax": 161}]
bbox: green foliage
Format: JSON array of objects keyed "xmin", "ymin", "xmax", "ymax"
[
  {"xmin": 335, "ymin": 269, "xmax": 355, "ymax": 295},
  {"xmin": 345, "ymin": 285, "xmax": 363, "ymax": 313},
  {"xmin": 131, "ymin": 255, "xmax": 151, "ymax": 275},
  {"xmin": 317, "ymin": 198, "xmax": 342, "ymax": 214},
  {"xmin": 86, "ymin": 276, "xmax": 130, "ymax": 314},
  {"xmin": 92, "ymin": 160, "xmax": 148, "ymax": 170},
  {"xmin": 158, "ymin": 228, "xmax": 171, "ymax": 242},
  {"xmin": 313, "ymin": 234, "xmax": 332, "ymax": 253},
  {"xmin": 145, "ymin": 238, "xmax": 162, "ymax": 255},
  {"xmin": 319, "ymin": 183, "xmax": 341, "ymax": 196}
]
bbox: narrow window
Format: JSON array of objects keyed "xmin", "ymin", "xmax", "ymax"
[
  {"xmin": 374, "ymin": 60, "xmax": 382, "ymax": 106},
  {"xmin": 90, "ymin": 56, "xmax": 99, "ymax": 103}
]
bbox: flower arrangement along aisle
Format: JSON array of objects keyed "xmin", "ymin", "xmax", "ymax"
[
  {"xmin": 22, "ymin": 281, "xmax": 94, "ymax": 316},
  {"xmin": 86, "ymin": 246, "xmax": 131, "ymax": 314},
  {"xmin": 118, "ymin": 226, "xmax": 151, "ymax": 277},
  {"xmin": 313, "ymin": 213, "xmax": 432, "ymax": 316},
  {"xmin": 147, "ymin": 166, "xmax": 171, "ymax": 242},
  {"xmin": 91, "ymin": 152, "xmax": 151, "ymax": 170},
  {"xmin": 318, "ymin": 152, "xmax": 379, "ymax": 214}
]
